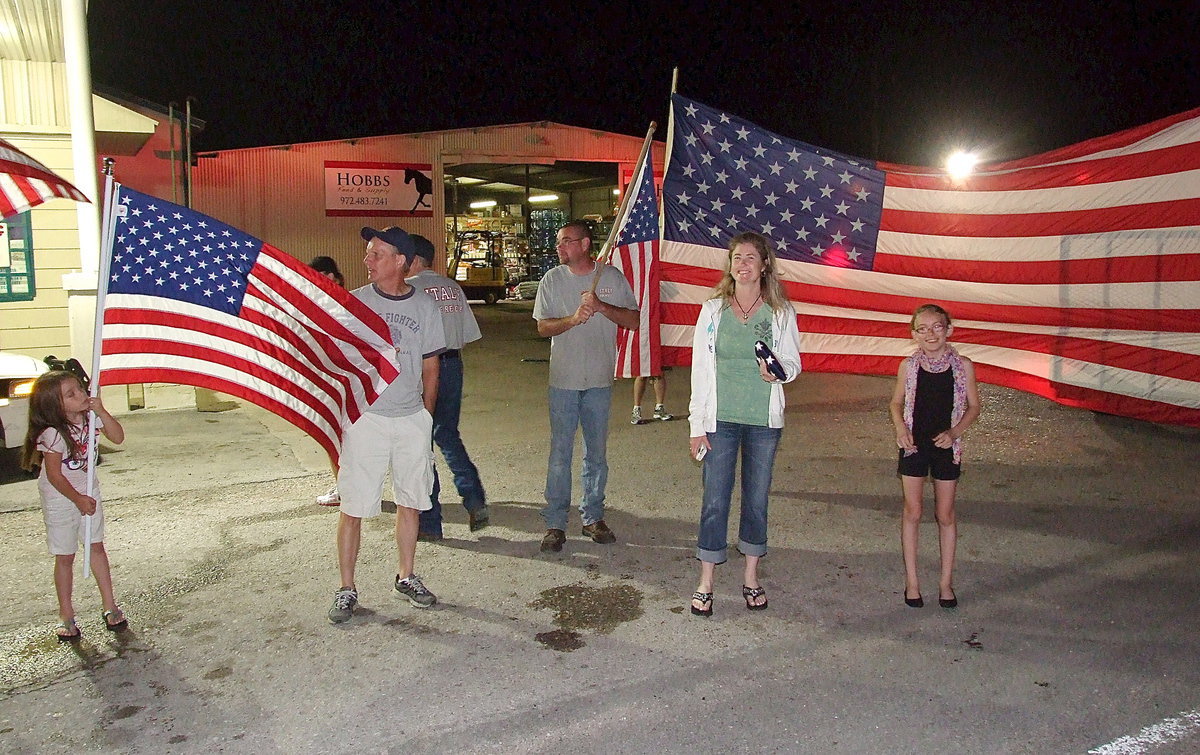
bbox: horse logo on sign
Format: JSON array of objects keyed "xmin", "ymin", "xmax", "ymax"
[{"xmin": 405, "ymin": 168, "xmax": 432, "ymax": 212}]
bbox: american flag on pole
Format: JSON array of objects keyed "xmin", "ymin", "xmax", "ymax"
[
  {"xmin": 661, "ymin": 94, "xmax": 1200, "ymax": 427},
  {"xmin": 611, "ymin": 144, "xmax": 662, "ymax": 378},
  {"xmin": 0, "ymin": 138, "xmax": 89, "ymax": 219},
  {"xmin": 99, "ymin": 185, "xmax": 400, "ymax": 461}
]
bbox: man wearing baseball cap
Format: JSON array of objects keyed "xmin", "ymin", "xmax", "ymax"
[{"xmin": 328, "ymin": 226, "xmax": 447, "ymax": 624}]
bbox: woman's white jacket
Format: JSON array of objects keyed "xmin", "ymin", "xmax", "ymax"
[{"xmin": 688, "ymin": 297, "xmax": 803, "ymax": 437}]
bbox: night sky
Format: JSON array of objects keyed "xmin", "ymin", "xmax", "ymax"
[{"xmin": 87, "ymin": 1, "xmax": 1200, "ymax": 167}]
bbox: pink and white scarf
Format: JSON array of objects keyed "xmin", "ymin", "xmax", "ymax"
[{"xmin": 902, "ymin": 346, "xmax": 967, "ymax": 463}]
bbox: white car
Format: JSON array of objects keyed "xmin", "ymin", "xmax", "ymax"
[{"xmin": 0, "ymin": 351, "xmax": 46, "ymax": 450}]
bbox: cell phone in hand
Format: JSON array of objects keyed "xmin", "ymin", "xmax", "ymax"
[
  {"xmin": 754, "ymin": 340, "xmax": 788, "ymax": 381},
  {"xmin": 694, "ymin": 444, "xmax": 707, "ymax": 461}
]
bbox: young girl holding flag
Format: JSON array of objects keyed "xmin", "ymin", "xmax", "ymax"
[{"xmin": 22, "ymin": 371, "xmax": 127, "ymax": 641}]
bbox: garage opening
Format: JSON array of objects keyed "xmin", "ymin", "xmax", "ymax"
[{"xmin": 443, "ymin": 160, "xmax": 620, "ymax": 302}]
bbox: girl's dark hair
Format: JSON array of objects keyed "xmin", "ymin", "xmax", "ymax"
[
  {"xmin": 20, "ymin": 371, "xmax": 84, "ymax": 471},
  {"xmin": 310, "ymin": 256, "xmax": 345, "ymax": 287}
]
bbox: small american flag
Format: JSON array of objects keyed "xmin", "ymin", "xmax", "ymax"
[
  {"xmin": 611, "ymin": 143, "xmax": 661, "ymax": 378},
  {"xmin": 661, "ymin": 94, "xmax": 1200, "ymax": 428},
  {"xmin": 99, "ymin": 185, "xmax": 400, "ymax": 461},
  {"xmin": 0, "ymin": 138, "xmax": 89, "ymax": 219}
]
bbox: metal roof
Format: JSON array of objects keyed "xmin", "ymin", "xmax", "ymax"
[
  {"xmin": 195, "ymin": 120, "xmax": 655, "ymax": 156},
  {"xmin": 0, "ymin": 0, "xmax": 63, "ymax": 62}
]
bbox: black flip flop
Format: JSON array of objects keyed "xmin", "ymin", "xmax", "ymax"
[{"xmin": 742, "ymin": 585, "xmax": 769, "ymax": 611}]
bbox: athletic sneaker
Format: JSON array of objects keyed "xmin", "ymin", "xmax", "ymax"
[
  {"xmin": 328, "ymin": 587, "xmax": 358, "ymax": 623},
  {"xmin": 394, "ymin": 574, "xmax": 437, "ymax": 608},
  {"xmin": 653, "ymin": 404, "xmax": 674, "ymax": 421},
  {"xmin": 630, "ymin": 407, "xmax": 645, "ymax": 425},
  {"xmin": 315, "ymin": 486, "xmax": 341, "ymax": 506}
]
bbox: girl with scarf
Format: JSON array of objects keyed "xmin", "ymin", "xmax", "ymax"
[{"xmin": 888, "ymin": 304, "xmax": 981, "ymax": 609}]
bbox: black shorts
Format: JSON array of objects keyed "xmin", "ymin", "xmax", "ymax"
[{"xmin": 897, "ymin": 444, "xmax": 961, "ymax": 481}]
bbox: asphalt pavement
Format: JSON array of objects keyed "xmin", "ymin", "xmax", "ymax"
[{"xmin": 1, "ymin": 300, "xmax": 1198, "ymax": 754}]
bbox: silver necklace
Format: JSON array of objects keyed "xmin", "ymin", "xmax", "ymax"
[{"xmin": 733, "ymin": 292, "xmax": 762, "ymax": 321}]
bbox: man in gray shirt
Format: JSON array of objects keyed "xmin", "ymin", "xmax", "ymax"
[
  {"xmin": 406, "ymin": 234, "xmax": 489, "ymax": 540},
  {"xmin": 328, "ymin": 226, "xmax": 446, "ymax": 624},
  {"xmin": 533, "ymin": 221, "xmax": 639, "ymax": 552}
]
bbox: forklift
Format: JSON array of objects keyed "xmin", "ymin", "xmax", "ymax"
[{"xmin": 448, "ymin": 230, "xmax": 508, "ymax": 304}]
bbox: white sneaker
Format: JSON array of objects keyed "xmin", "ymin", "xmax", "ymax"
[
  {"xmin": 653, "ymin": 404, "xmax": 673, "ymax": 421},
  {"xmin": 315, "ymin": 486, "xmax": 341, "ymax": 506},
  {"xmin": 630, "ymin": 407, "xmax": 644, "ymax": 425}
]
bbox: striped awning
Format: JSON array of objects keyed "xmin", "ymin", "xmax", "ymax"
[{"xmin": 0, "ymin": 138, "xmax": 89, "ymax": 219}]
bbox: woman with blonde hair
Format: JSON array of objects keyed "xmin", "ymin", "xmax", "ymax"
[{"xmin": 687, "ymin": 232, "xmax": 802, "ymax": 616}]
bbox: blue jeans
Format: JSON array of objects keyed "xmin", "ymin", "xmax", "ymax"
[
  {"xmin": 696, "ymin": 421, "xmax": 782, "ymax": 564},
  {"xmin": 542, "ymin": 386, "xmax": 612, "ymax": 530},
  {"xmin": 419, "ymin": 354, "xmax": 487, "ymax": 536}
]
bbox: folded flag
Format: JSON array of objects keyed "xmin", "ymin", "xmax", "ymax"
[{"xmin": 754, "ymin": 340, "xmax": 788, "ymax": 382}]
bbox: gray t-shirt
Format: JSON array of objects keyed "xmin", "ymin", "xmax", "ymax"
[
  {"xmin": 353, "ymin": 283, "xmax": 446, "ymax": 417},
  {"xmin": 533, "ymin": 263, "xmax": 637, "ymax": 390},
  {"xmin": 406, "ymin": 269, "xmax": 481, "ymax": 351}
]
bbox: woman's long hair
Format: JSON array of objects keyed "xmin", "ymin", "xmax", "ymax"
[
  {"xmin": 711, "ymin": 231, "xmax": 790, "ymax": 312},
  {"xmin": 20, "ymin": 371, "xmax": 84, "ymax": 471}
]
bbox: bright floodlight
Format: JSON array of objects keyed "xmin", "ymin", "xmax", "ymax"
[{"xmin": 946, "ymin": 150, "xmax": 978, "ymax": 179}]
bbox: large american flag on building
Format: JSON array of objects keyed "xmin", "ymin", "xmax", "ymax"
[
  {"xmin": 611, "ymin": 141, "xmax": 661, "ymax": 378},
  {"xmin": 0, "ymin": 138, "xmax": 89, "ymax": 219},
  {"xmin": 100, "ymin": 185, "xmax": 400, "ymax": 460},
  {"xmin": 661, "ymin": 94, "xmax": 1200, "ymax": 427}
]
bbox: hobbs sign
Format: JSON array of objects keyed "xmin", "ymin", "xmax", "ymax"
[{"xmin": 324, "ymin": 161, "xmax": 434, "ymax": 217}]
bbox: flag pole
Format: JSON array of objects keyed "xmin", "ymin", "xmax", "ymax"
[
  {"xmin": 659, "ymin": 67, "xmax": 679, "ymax": 242},
  {"xmin": 82, "ymin": 158, "xmax": 118, "ymax": 575},
  {"xmin": 591, "ymin": 121, "xmax": 657, "ymax": 292}
]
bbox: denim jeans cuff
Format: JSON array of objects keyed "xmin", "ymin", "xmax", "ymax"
[
  {"xmin": 737, "ymin": 540, "xmax": 767, "ymax": 558},
  {"xmin": 463, "ymin": 498, "xmax": 487, "ymax": 513},
  {"xmin": 541, "ymin": 512, "xmax": 568, "ymax": 531},
  {"xmin": 695, "ymin": 546, "xmax": 728, "ymax": 564}
]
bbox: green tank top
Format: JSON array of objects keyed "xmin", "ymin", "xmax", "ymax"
[{"xmin": 716, "ymin": 305, "xmax": 773, "ymax": 426}]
